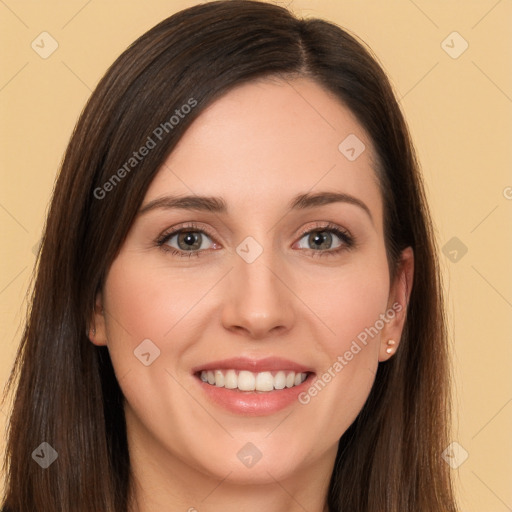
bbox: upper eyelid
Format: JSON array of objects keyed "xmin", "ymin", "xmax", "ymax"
[
  {"xmin": 296, "ymin": 222, "xmax": 351, "ymax": 238},
  {"xmin": 158, "ymin": 222, "xmax": 217, "ymax": 242}
]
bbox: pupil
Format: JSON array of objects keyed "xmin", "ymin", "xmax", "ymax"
[
  {"xmin": 179, "ymin": 232, "xmax": 201, "ymax": 250},
  {"xmin": 310, "ymin": 231, "xmax": 332, "ymax": 250}
]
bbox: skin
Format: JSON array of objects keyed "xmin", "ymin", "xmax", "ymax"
[{"xmin": 90, "ymin": 77, "xmax": 413, "ymax": 512}]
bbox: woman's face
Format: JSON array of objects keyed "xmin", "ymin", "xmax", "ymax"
[{"xmin": 92, "ymin": 77, "xmax": 413, "ymax": 487}]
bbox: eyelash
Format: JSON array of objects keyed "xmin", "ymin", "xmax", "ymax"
[{"xmin": 155, "ymin": 221, "xmax": 355, "ymax": 259}]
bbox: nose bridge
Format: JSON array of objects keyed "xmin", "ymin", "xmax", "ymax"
[{"xmin": 221, "ymin": 241, "xmax": 295, "ymax": 337}]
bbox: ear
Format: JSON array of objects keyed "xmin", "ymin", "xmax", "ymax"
[
  {"xmin": 87, "ymin": 291, "xmax": 108, "ymax": 347},
  {"xmin": 378, "ymin": 246, "xmax": 414, "ymax": 362}
]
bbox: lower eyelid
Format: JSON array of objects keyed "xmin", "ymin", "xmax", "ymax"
[{"xmin": 166, "ymin": 248, "xmax": 203, "ymax": 258}]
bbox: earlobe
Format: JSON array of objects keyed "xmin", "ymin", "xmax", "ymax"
[
  {"xmin": 87, "ymin": 293, "xmax": 108, "ymax": 347},
  {"xmin": 385, "ymin": 339, "xmax": 397, "ymax": 354},
  {"xmin": 379, "ymin": 247, "xmax": 414, "ymax": 362}
]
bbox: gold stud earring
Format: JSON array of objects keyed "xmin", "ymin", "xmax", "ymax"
[{"xmin": 385, "ymin": 339, "xmax": 396, "ymax": 354}]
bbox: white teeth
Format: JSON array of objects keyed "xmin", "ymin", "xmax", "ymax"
[
  {"xmin": 274, "ymin": 371, "xmax": 286, "ymax": 390},
  {"xmin": 255, "ymin": 371, "xmax": 274, "ymax": 392},
  {"xmin": 199, "ymin": 369, "xmax": 308, "ymax": 392},
  {"xmin": 238, "ymin": 370, "xmax": 255, "ymax": 391},
  {"xmin": 214, "ymin": 370, "xmax": 224, "ymax": 387},
  {"xmin": 224, "ymin": 369, "xmax": 237, "ymax": 389}
]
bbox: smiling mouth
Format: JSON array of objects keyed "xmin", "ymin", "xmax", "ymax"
[{"xmin": 196, "ymin": 369, "xmax": 311, "ymax": 392}]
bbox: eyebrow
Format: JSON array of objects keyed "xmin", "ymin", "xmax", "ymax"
[
  {"xmin": 138, "ymin": 195, "xmax": 226, "ymax": 215},
  {"xmin": 289, "ymin": 191, "xmax": 372, "ymax": 223},
  {"xmin": 138, "ymin": 191, "xmax": 373, "ymax": 223}
]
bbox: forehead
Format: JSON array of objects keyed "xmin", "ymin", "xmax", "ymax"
[{"xmin": 144, "ymin": 77, "xmax": 382, "ymax": 222}]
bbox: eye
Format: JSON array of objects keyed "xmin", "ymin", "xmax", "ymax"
[
  {"xmin": 294, "ymin": 224, "xmax": 354, "ymax": 255},
  {"xmin": 157, "ymin": 224, "xmax": 219, "ymax": 257},
  {"xmin": 169, "ymin": 231, "xmax": 213, "ymax": 251}
]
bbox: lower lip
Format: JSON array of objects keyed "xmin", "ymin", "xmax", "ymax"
[{"xmin": 194, "ymin": 373, "xmax": 314, "ymax": 416}]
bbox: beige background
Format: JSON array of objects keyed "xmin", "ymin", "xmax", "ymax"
[{"xmin": 1, "ymin": 0, "xmax": 511, "ymax": 509}]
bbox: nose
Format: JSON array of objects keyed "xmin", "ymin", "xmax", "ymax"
[{"xmin": 221, "ymin": 251, "xmax": 295, "ymax": 340}]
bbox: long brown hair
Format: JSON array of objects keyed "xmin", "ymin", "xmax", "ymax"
[{"xmin": 2, "ymin": 1, "xmax": 457, "ymax": 510}]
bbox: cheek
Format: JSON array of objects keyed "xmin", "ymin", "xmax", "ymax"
[
  {"xmin": 336, "ymin": 274, "xmax": 388, "ymax": 347},
  {"xmin": 304, "ymin": 257, "xmax": 390, "ymax": 355},
  {"xmin": 294, "ymin": 263, "xmax": 390, "ymax": 440},
  {"xmin": 100, "ymin": 254, "xmax": 217, "ymax": 390},
  {"xmin": 102, "ymin": 255, "xmax": 207, "ymax": 346}
]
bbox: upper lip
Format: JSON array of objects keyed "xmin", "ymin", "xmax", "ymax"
[{"xmin": 191, "ymin": 356, "xmax": 314, "ymax": 374}]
